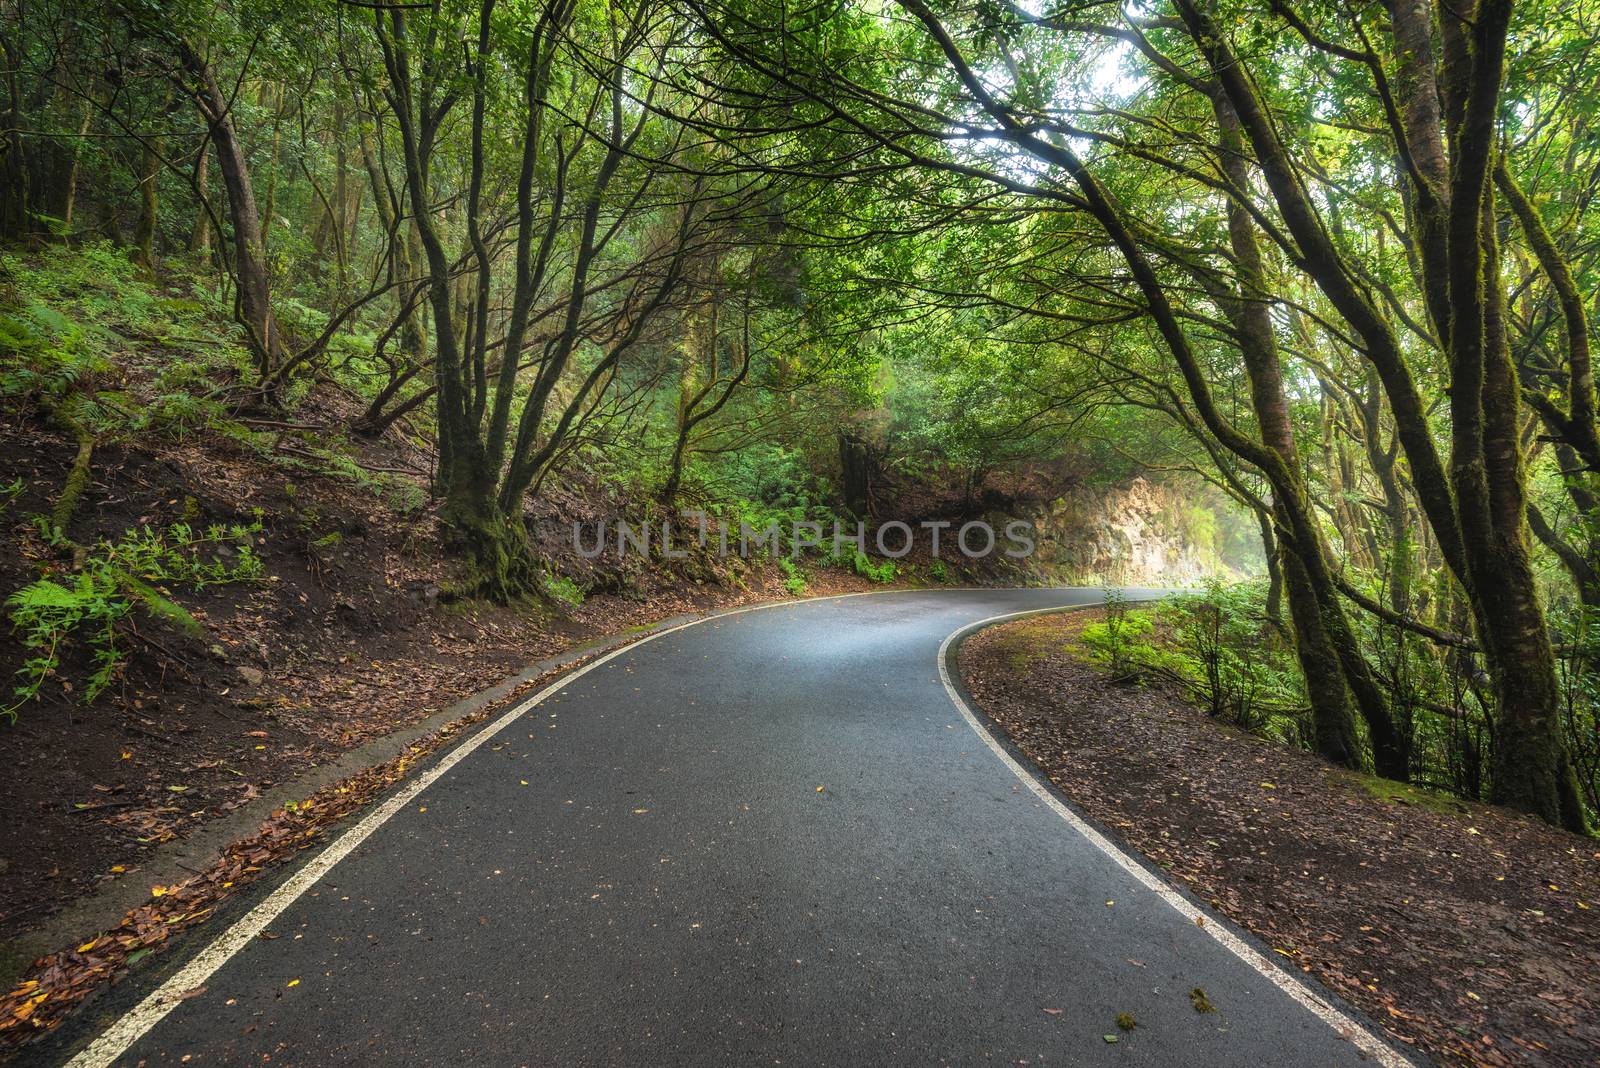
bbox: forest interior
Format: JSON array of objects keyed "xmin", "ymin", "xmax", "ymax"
[{"xmin": 2, "ymin": 0, "xmax": 1600, "ymax": 1064}]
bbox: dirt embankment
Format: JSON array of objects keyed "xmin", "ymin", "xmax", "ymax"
[{"xmin": 962, "ymin": 610, "xmax": 1600, "ymax": 1068}]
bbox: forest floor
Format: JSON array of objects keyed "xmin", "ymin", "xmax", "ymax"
[
  {"xmin": 961, "ymin": 611, "xmax": 1600, "ymax": 1068},
  {"xmin": 0, "ymin": 403, "xmax": 896, "ymax": 990}
]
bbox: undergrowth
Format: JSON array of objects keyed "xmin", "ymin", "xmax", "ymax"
[{"xmin": 4, "ymin": 521, "xmax": 265, "ymax": 719}]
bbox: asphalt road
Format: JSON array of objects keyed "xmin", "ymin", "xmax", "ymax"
[{"xmin": 64, "ymin": 588, "xmax": 1402, "ymax": 1067}]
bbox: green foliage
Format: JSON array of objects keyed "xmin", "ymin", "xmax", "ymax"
[
  {"xmin": 106, "ymin": 521, "xmax": 267, "ymax": 589},
  {"xmin": 687, "ymin": 444, "xmax": 846, "ymax": 562},
  {"xmin": 1151, "ymin": 585, "xmax": 1306, "ymax": 743},
  {"xmin": 0, "ymin": 243, "xmax": 252, "ymax": 464},
  {"xmin": 0, "ymin": 303, "xmax": 111, "ymax": 402},
  {"xmin": 1544, "ymin": 605, "xmax": 1600, "ymax": 816},
  {"xmin": 542, "ymin": 572, "xmax": 585, "ymax": 609},
  {"xmin": 846, "ymin": 549, "xmax": 895, "ymax": 584},
  {"xmin": 141, "ymin": 391, "xmax": 231, "ymax": 439},
  {"xmin": 1077, "ymin": 589, "xmax": 1153, "ymax": 684},
  {"xmin": 6, "ymin": 573, "xmax": 130, "ymax": 716},
  {"xmin": 3, "ymin": 522, "xmax": 265, "ymax": 720},
  {"xmin": 1167, "ymin": 585, "xmax": 1301, "ymax": 735},
  {"xmin": 1079, "ymin": 584, "xmax": 1306, "ymax": 743},
  {"xmin": 778, "ymin": 556, "xmax": 809, "ymax": 596}
]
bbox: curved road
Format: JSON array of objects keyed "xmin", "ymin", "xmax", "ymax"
[{"xmin": 64, "ymin": 589, "xmax": 1402, "ymax": 1067}]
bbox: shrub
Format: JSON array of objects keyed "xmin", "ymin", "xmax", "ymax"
[
  {"xmin": 6, "ymin": 572, "xmax": 131, "ymax": 714},
  {"xmin": 1119, "ymin": 583, "xmax": 1307, "ymax": 743}
]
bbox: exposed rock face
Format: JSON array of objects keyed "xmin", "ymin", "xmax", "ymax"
[{"xmin": 1027, "ymin": 477, "xmax": 1260, "ymax": 584}]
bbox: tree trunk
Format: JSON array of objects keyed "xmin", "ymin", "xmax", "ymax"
[
  {"xmin": 1213, "ymin": 98, "xmax": 1372, "ymax": 773},
  {"xmin": 441, "ymin": 466, "xmax": 533, "ymax": 602},
  {"xmin": 1253, "ymin": 503, "xmax": 1284, "ymax": 629},
  {"xmin": 181, "ymin": 44, "xmax": 281, "ymax": 377},
  {"xmin": 134, "ymin": 136, "xmax": 161, "ymax": 268},
  {"xmin": 60, "ymin": 98, "xmax": 94, "ymax": 232},
  {"xmin": 189, "ymin": 143, "xmax": 211, "ymax": 252},
  {"xmin": 0, "ymin": 34, "xmax": 29, "ymax": 237},
  {"xmin": 1466, "ymin": 190, "xmax": 1588, "ymax": 830},
  {"xmin": 839, "ymin": 430, "xmax": 873, "ymax": 519}
]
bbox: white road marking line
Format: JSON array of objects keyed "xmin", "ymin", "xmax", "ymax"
[
  {"xmin": 67, "ymin": 586, "xmax": 1012, "ymax": 1067},
  {"xmin": 937, "ymin": 606, "xmax": 1414, "ymax": 1068}
]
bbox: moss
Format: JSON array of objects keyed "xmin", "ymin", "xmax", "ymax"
[
  {"xmin": 1337, "ymin": 769, "xmax": 1467, "ymax": 816},
  {"xmin": 988, "ymin": 620, "xmax": 1062, "ymax": 670}
]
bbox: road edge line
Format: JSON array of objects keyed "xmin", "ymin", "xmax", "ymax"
[
  {"xmin": 936, "ymin": 605, "xmax": 1415, "ymax": 1068},
  {"xmin": 63, "ymin": 585, "xmax": 1011, "ymax": 1067}
]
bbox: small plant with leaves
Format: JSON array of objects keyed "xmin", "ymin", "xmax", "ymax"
[
  {"xmin": 849, "ymin": 550, "xmax": 897, "ymax": 584},
  {"xmin": 0, "ymin": 478, "xmax": 23, "ymax": 513},
  {"xmin": 779, "ymin": 556, "xmax": 809, "ymax": 596},
  {"xmin": 1078, "ymin": 588, "xmax": 1152, "ymax": 683},
  {"xmin": 3, "ymin": 522, "xmax": 266, "ymax": 720},
  {"xmin": 5, "ymin": 571, "xmax": 131, "ymax": 716},
  {"xmin": 542, "ymin": 572, "xmax": 585, "ymax": 609}
]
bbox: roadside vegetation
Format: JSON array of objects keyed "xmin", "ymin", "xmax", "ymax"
[
  {"xmin": 1083, "ymin": 587, "xmax": 1600, "ymax": 816},
  {"xmin": 965, "ymin": 610, "xmax": 1600, "ymax": 1066},
  {"xmin": 2, "ymin": 0, "xmax": 1600, "ymax": 1055}
]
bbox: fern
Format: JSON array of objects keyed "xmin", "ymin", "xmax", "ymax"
[
  {"xmin": 541, "ymin": 572, "xmax": 585, "ymax": 609},
  {"xmin": 3, "ymin": 522, "xmax": 266, "ymax": 720},
  {"xmin": 778, "ymin": 556, "xmax": 809, "ymax": 596},
  {"xmin": 4, "ymin": 574, "xmax": 130, "ymax": 717}
]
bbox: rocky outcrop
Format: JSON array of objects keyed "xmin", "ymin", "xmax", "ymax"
[{"xmin": 1026, "ymin": 476, "xmax": 1260, "ymax": 584}]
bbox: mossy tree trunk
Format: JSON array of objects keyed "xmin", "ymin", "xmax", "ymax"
[
  {"xmin": 1170, "ymin": 0, "xmax": 1580, "ymax": 828},
  {"xmin": 187, "ymin": 141, "xmax": 211, "ymax": 253},
  {"xmin": 179, "ymin": 42, "xmax": 282, "ymax": 378},
  {"xmin": 1211, "ymin": 100, "xmax": 1374, "ymax": 773},
  {"xmin": 441, "ymin": 463, "xmax": 535, "ymax": 603}
]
